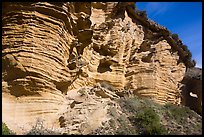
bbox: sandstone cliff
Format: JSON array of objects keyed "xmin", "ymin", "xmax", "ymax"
[{"xmin": 2, "ymin": 2, "xmax": 199, "ymax": 134}]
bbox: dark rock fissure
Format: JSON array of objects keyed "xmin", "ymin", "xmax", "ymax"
[{"xmin": 97, "ymin": 60, "xmax": 112, "ymax": 73}]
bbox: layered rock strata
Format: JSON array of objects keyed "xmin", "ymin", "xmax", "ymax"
[{"xmin": 2, "ymin": 2, "xmax": 193, "ymax": 134}]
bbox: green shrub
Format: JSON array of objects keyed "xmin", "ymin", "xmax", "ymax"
[
  {"xmin": 2, "ymin": 122, "xmax": 15, "ymax": 135},
  {"xmin": 138, "ymin": 10, "xmax": 147, "ymax": 18},
  {"xmin": 131, "ymin": 107, "xmax": 167, "ymax": 135},
  {"xmin": 192, "ymin": 59, "xmax": 196, "ymax": 67},
  {"xmin": 130, "ymin": 3, "xmax": 137, "ymax": 10},
  {"xmin": 172, "ymin": 33, "xmax": 179, "ymax": 40},
  {"xmin": 186, "ymin": 50, "xmax": 192, "ymax": 58},
  {"xmin": 181, "ymin": 44, "xmax": 188, "ymax": 51},
  {"xmin": 164, "ymin": 103, "xmax": 193, "ymax": 124},
  {"xmin": 25, "ymin": 119, "xmax": 61, "ymax": 135}
]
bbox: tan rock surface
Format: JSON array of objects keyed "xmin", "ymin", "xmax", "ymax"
[{"xmin": 2, "ymin": 2, "xmax": 191, "ymax": 134}]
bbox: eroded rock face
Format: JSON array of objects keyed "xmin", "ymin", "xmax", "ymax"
[
  {"xmin": 181, "ymin": 67, "xmax": 202, "ymax": 115},
  {"xmin": 2, "ymin": 2, "xmax": 188, "ymax": 134}
]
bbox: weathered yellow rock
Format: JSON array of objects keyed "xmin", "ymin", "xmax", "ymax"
[{"xmin": 2, "ymin": 2, "xmax": 189, "ymax": 134}]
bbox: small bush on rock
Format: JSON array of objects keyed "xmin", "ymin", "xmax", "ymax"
[
  {"xmin": 25, "ymin": 119, "xmax": 61, "ymax": 135},
  {"xmin": 2, "ymin": 122, "xmax": 15, "ymax": 135},
  {"xmin": 131, "ymin": 107, "xmax": 167, "ymax": 135}
]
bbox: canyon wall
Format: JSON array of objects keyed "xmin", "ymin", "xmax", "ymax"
[{"xmin": 2, "ymin": 2, "xmax": 195, "ymax": 134}]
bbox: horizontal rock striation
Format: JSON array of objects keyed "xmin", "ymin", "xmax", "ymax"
[
  {"xmin": 2, "ymin": 2, "xmax": 77, "ymax": 133},
  {"xmin": 2, "ymin": 2, "xmax": 192, "ymax": 134}
]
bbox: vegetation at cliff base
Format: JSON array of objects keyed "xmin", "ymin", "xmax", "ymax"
[
  {"xmin": 2, "ymin": 122, "xmax": 15, "ymax": 135},
  {"xmin": 130, "ymin": 107, "xmax": 167, "ymax": 135},
  {"xmin": 92, "ymin": 96, "xmax": 202, "ymax": 135}
]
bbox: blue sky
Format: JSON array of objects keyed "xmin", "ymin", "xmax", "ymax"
[{"xmin": 136, "ymin": 2, "xmax": 202, "ymax": 68}]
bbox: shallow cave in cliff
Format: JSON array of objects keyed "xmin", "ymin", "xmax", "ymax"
[
  {"xmin": 141, "ymin": 53, "xmax": 153, "ymax": 63},
  {"xmin": 138, "ymin": 40, "xmax": 151, "ymax": 53},
  {"xmin": 55, "ymin": 81, "xmax": 71, "ymax": 95},
  {"xmin": 93, "ymin": 44, "xmax": 116, "ymax": 57},
  {"xmin": 74, "ymin": 2, "xmax": 91, "ymax": 15},
  {"xmin": 67, "ymin": 62, "xmax": 77, "ymax": 70},
  {"xmin": 97, "ymin": 59, "xmax": 112, "ymax": 73}
]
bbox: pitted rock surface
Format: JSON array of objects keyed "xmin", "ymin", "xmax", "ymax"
[{"xmin": 2, "ymin": 2, "xmax": 197, "ymax": 134}]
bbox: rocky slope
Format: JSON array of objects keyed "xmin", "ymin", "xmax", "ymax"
[
  {"xmin": 91, "ymin": 96, "xmax": 202, "ymax": 135},
  {"xmin": 2, "ymin": 2, "xmax": 201, "ymax": 134},
  {"xmin": 3, "ymin": 96, "xmax": 202, "ymax": 135}
]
